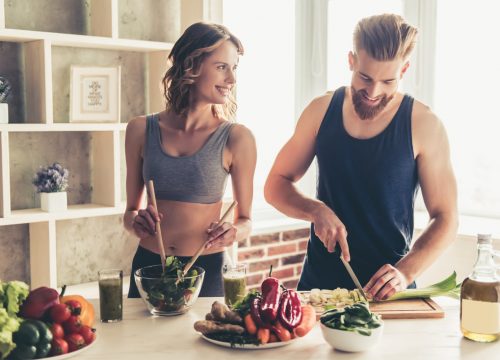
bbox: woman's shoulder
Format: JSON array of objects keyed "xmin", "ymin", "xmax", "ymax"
[
  {"xmin": 125, "ymin": 114, "xmax": 152, "ymax": 147},
  {"xmin": 226, "ymin": 122, "xmax": 256, "ymax": 151},
  {"xmin": 227, "ymin": 122, "xmax": 254, "ymax": 141},
  {"xmin": 126, "ymin": 115, "xmax": 148, "ymax": 132}
]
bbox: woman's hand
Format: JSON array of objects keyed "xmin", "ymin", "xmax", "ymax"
[
  {"xmin": 132, "ymin": 204, "xmax": 163, "ymax": 239},
  {"xmin": 205, "ymin": 221, "xmax": 238, "ymax": 249}
]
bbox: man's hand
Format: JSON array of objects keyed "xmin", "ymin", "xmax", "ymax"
[
  {"xmin": 311, "ymin": 204, "xmax": 350, "ymax": 261},
  {"xmin": 364, "ymin": 264, "xmax": 409, "ymax": 301}
]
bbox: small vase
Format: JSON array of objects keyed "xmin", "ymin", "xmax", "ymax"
[
  {"xmin": 40, "ymin": 192, "xmax": 67, "ymax": 212},
  {"xmin": 0, "ymin": 103, "xmax": 8, "ymax": 124}
]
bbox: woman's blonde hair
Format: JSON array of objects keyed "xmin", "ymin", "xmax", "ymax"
[
  {"xmin": 162, "ymin": 22, "xmax": 244, "ymax": 120},
  {"xmin": 353, "ymin": 14, "xmax": 418, "ymax": 61}
]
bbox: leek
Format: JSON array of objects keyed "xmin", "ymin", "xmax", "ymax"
[{"xmin": 385, "ymin": 271, "xmax": 461, "ymax": 301}]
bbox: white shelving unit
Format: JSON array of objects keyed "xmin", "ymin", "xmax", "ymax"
[{"xmin": 0, "ymin": 0, "xmax": 214, "ymax": 288}]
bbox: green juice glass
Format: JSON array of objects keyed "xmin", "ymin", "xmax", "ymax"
[
  {"xmin": 222, "ymin": 263, "xmax": 247, "ymax": 307},
  {"xmin": 98, "ymin": 269, "xmax": 123, "ymax": 323}
]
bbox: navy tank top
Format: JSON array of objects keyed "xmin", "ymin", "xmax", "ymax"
[
  {"xmin": 142, "ymin": 113, "xmax": 233, "ymax": 204},
  {"xmin": 298, "ymin": 87, "xmax": 419, "ymax": 290}
]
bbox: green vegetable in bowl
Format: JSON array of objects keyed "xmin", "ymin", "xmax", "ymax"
[
  {"xmin": 320, "ymin": 303, "xmax": 382, "ymax": 336},
  {"xmin": 141, "ymin": 256, "xmax": 201, "ymax": 313}
]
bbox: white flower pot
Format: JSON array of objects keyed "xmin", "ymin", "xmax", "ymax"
[
  {"xmin": 0, "ymin": 103, "xmax": 8, "ymax": 124},
  {"xmin": 40, "ymin": 192, "xmax": 67, "ymax": 212}
]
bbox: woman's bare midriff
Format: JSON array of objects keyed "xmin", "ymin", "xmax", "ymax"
[{"xmin": 138, "ymin": 199, "xmax": 225, "ymax": 257}]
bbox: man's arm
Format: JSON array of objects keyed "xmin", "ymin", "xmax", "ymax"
[
  {"xmin": 365, "ymin": 102, "xmax": 459, "ymax": 300},
  {"xmin": 264, "ymin": 94, "xmax": 351, "ymax": 260},
  {"xmin": 396, "ymin": 103, "xmax": 459, "ymax": 281}
]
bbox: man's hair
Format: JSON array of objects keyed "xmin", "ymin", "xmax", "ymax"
[
  {"xmin": 353, "ymin": 14, "xmax": 418, "ymax": 61},
  {"xmin": 162, "ymin": 22, "xmax": 244, "ymax": 120}
]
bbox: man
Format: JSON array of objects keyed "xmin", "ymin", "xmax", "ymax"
[{"xmin": 264, "ymin": 14, "xmax": 458, "ymax": 301}]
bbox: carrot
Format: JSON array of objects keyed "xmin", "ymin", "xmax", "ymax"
[
  {"xmin": 257, "ymin": 327, "xmax": 271, "ymax": 344},
  {"xmin": 293, "ymin": 305, "xmax": 316, "ymax": 337},
  {"xmin": 268, "ymin": 332, "xmax": 279, "ymax": 343},
  {"xmin": 244, "ymin": 314, "xmax": 257, "ymax": 335},
  {"xmin": 273, "ymin": 321, "xmax": 292, "ymax": 342}
]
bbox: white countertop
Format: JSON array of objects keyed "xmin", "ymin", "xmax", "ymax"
[{"xmin": 82, "ymin": 297, "xmax": 499, "ymax": 360}]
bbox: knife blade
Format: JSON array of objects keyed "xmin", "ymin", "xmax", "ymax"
[{"xmin": 340, "ymin": 254, "xmax": 369, "ymax": 301}]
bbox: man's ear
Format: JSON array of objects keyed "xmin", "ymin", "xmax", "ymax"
[
  {"xmin": 400, "ymin": 61, "xmax": 410, "ymax": 78},
  {"xmin": 348, "ymin": 51, "xmax": 356, "ymax": 71}
]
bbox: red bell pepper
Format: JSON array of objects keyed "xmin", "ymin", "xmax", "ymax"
[
  {"xmin": 260, "ymin": 266, "xmax": 280, "ymax": 323},
  {"xmin": 279, "ymin": 289, "xmax": 303, "ymax": 330}
]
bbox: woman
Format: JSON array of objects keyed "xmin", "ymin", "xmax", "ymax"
[{"xmin": 124, "ymin": 22, "xmax": 256, "ymax": 297}]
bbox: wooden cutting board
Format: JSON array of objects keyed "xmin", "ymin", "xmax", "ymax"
[{"xmin": 369, "ymin": 298, "xmax": 444, "ymax": 319}]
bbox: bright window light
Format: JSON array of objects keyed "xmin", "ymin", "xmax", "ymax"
[
  {"xmin": 223, "ymin": 0, "xmax": 296, "ymax": 210},
  {"xmin": 434, "ymin": 0, "xmax": 500, "ymax": 217}
]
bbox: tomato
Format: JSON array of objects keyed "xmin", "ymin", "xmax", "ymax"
[
  {"xmin": 49, "ymin": 303, "xmax": 71, "ymax": 323},
  {"xmin": 65, "ymin": 333, "xmax": 85, "ymax": 352},
  {"xmin": 79, "ymin": 325, "xmax": 96, "ymax": 345},
  {"xmin": 50, "ymin": 323, "xmax": 65, "ymax": 339},
  {"xmin": 62, "ymin": 315, "xmax": 82, "ymax": 334},
  {"xmin": 50, "ymin": 338, "xmax": 68, "ymax": 356},
  {"xmin": 64, "ymin": 299, "xmax": 83, "ymax": 316}
]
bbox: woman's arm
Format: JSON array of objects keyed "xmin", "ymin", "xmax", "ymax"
[
  {"xmin": 207, "ymin": 124, "xmax": 257, "ymax": 248},
  {"xmin": 124, "ymin": 116, "xmax": 159, "ymax": 238}
]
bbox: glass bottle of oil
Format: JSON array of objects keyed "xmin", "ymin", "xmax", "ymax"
[{"xmin": 460, "ymin": 234, "xmax": 500, "ymax": 342}]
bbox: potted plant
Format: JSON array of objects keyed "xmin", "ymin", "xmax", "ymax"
[
  {"xmin": 33, "ymin": 162, "xmax": 69, "ymax": 212},
  {"xmin": 0, "ymin": 76, "xmax": 12, "ymax": 124}
]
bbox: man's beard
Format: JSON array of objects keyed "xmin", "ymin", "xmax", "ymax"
[{"xmin": 351, "ymin": 86, "xmax": 394, "ymax": 120}]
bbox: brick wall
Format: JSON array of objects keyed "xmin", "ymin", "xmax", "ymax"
[{"xmin": 238, "ymin": 227, "xmax": 310, "ymax": 291}]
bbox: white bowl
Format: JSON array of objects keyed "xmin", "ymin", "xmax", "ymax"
[{"xmin": 320, "ymin": 322, "xmax": 384, "ymax": 352}]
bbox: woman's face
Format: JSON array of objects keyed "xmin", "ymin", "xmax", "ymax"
[{"xmin": 191, "ymin": 40, "xmax": 239, "ymax": 106}]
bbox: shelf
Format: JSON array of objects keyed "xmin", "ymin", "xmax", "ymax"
[
  {"xmin": 0, "ymin": 28, "xmax": 173, "ymax": 52},
  {"xmin": 0, "ymin": 0, "xmax": 207, "ymax": 289},
  {"xmin": 0, "ymin": 123, "xmax": 127, "ymax": 132},
  {"xmin": 0, "ymin": 203, "xmax": 126, "ymax": 226}
]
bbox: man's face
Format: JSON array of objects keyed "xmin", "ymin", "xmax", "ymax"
[{"xmin": 349, "ymin": 49, "xmax": 409, "ymax": 120}]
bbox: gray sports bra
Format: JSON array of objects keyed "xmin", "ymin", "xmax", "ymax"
[{"xmin": 142, "ymin": 113, "xmax": 233, "ymax": 204}]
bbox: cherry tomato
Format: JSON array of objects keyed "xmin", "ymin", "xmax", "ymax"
[
  {"xmin": 50, "ymin": 338, "xmax": 69, "ymax": 355},
  {"xmin": 65, "ymin": 333, "xmax": 85, "ymax": 352},
  {"xmin": 50, "ymin": 323, "xmax": 65, "ymax": 339},
  {"xmin": 64, "ymin": 300, "xmax": 82, "ymax": 316},
  {"xmin": 63, "ymin": 315, "xmax": 82, "ymax": 334},
  {"xmin": 49, "ymin": 303, "xmax": 71, "ymax": 323},
  {"xmin": 79, "ymin": 325, "xmax": 96, "ymax": 345}
]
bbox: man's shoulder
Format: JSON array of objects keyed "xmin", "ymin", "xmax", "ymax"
[
  {"xmin": 301, "ymin": 92, "xmax": 335, "ymax": 129},
  {"xmin": 309, "ymin": 92, "xmax": 334, "ymax": 111},
  {"xmin": 411, "ymin": 98, "xmax": 441, "ymax": 131},
  {"xmin": 411, "ymin": 98, "xmax": 448, "ymax": 155}
]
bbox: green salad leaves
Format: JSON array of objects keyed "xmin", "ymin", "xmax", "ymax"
[
  {"xmin": 0, "ymin": 280, "xmax": 29, "ymax": 359},
  {"xmin": 142, "ymin": 256, "xmax": 200, "ymax": 312},
  {"xmin": 320, "ymin": 303, "xmax": 382, "ymax": 336}
]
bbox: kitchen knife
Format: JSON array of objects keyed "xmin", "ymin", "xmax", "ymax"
[{"xmin": 340, "ymin": 254, "xmax": 369, "ymax": 301}]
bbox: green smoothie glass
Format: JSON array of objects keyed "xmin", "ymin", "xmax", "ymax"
[
  {"xmin": 222, "ymin": 263, "xmax": 247, "ymax": 307},
  {"xmin": 98, "ymin": 269, "xmax": 123, "ymax": 322}
]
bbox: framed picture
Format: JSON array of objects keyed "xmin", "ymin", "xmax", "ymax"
[{"xmin": 70, "ymin": 66, "xmax": 120, "ymax": 123}]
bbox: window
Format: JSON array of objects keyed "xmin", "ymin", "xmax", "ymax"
[
  {"xmin": 434, "ymin": 0, "xmax": 500, "ymax": 217},
  {"xmin": 223, "ymin": 0, "xmax": 296, "ymax": 216}
]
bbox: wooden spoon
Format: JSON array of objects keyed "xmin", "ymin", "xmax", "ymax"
[
  {"xmin": 146, "ymin": 180, "xmax": 167, "ymax": 272},
  {"xmin": 181, "ymin": 200, "xmax": 238, "ymax": 276}
]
